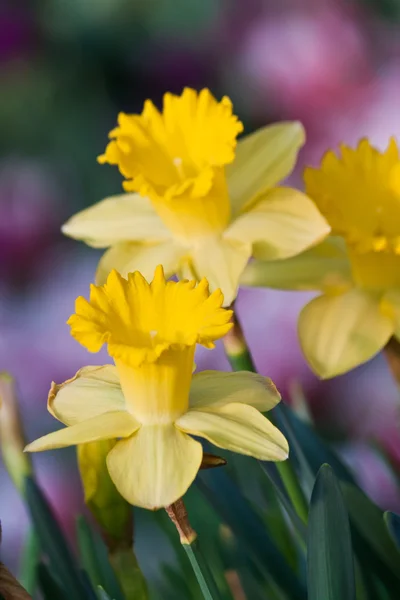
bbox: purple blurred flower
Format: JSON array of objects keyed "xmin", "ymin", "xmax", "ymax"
[
  {"xmin": 239, "ymin": 6, "xmax": 368, "ymax": 123},
  {"xmin": 0, "ymin": 159, "xmax": 63, "ymax": 282},
  {"xmin": 307, "ymin": 63, "xmax": 400, "ymax": 159},
  {"xmin": 0, "ymin": 6, "xmax": 34, "ymax": 61},
  {"xmin": 0, "ymin": 248, "xmax": 107, "ymax": 418},
  {"xmin": 338, "ymin": 441, "xmax": 400, "ymax": 511}
]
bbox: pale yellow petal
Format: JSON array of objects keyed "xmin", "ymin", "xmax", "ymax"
[
  {"xmin": 62, "ymin": 194, "xmax": 169, "ymax": 248},
  {"xmin": 25, "ymin": 412, "xmax": 139, "ymax": 452},
  {"xmin": 106, "ymin": 424, "xmax": 203, "ymax": 509},
  {"xmin": 298, "ymin": 289, "xmax": 394, "ymax": 378},
  {"xmin": 240, "ymin": 237, "xmax": 352, "ymax": 291},
  {"xmin": 189, "ymin": 370, "xmax": 280, "ymax": 411},
  {"xmin": 48, "ymin": 365, "xmax": 124, "ymax": 425},
  {"xmin": 190, "ymin": 238, "xmax": 252, "ymax": 306},
  {"xmin": 96, "ymin": 240, "xmax": 187, "ymax": 285},
  {"xmin": 176, "ymin": 403, "xmax": 288, "ymax": 461},
  {"xmin": 225, "ymin": 187, "xmax": 330, "ymax": 260},
  {"xmin": 227, "ymin": 121, "xmax": 305, "ymax": 215}
]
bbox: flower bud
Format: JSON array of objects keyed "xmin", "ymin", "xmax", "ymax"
[
  {"xmin": 0, "ymin": 373, "xmax": 32, "ymax": 493},
  {"xmin": 77, "ymin": 439, "xmax": 132, "ymax": 549}
]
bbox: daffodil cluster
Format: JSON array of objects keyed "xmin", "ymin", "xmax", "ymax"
[
  {"xmin": 244, "ymin": 138, "xmax": 400, "ymax": 377},
  {"xmin": 27, "ymin": 86, "xmax": 400, "ymax": 513}
]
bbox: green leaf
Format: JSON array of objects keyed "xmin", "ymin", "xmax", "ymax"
[
  {"xmin": 342, "ymin": 484, "xmax": 400, "ymax": 578},
  {"xmin": 76, "ymin": 515, "xmax": 124, "ymax": 600},
  {"xmin": 275, "ymin": 405, "xmax": 355, "ymax": 484},
  {"xmin": 18, "ymin": 529, "xmax": 40, "ymax": 594},
  {"xmin": 159, "ymin": 564, "xmax": 198, "ymax": 600},
  {"xmin": 24, "ymin": 477, "xmax": 96, "ymax": 600},
  {"xmin": 37, "ymin": 563, "xmax": 69, "ymax": 600},
  {"xmin": 384, "ymin": 511, "xmax": 400, "ymax": 551},
  {"xmin": 272, "ymin": 402, "xmax": 315, "ymax": 496},
  {"xmin": 259, "ymin": 461, "xmax": 307, "ymax": 540},
  {"xmin": 307, "ymin": 464, "xmax": 356, "ymax": 600},
  {"xmin": 271, "ymin": 405, "xmax": 400, "ymax": 593},
  {"xmin": 198, "ymin": 469, "xmax": 307, "ymax": 600},
  {"xmin": 97, "ymin": 587, "xmax": 115, "ymax": 600}
]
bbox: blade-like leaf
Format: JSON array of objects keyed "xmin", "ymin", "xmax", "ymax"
[
  {"xmin": 18, "ymin": 529, "xmax": 39, "ymax": 594},
  {"xmin": 342, "ymin": 484, "xmax": 400, "ymax": 578},
  {"xmin": 76, "ymin": 515, "xmax": 124, "ymax": 600},
  {"xmin": 307, "ymin": 464, "xmax": 355, "ymax": 600},
  {"xmin": 198, "ymin": 469, "xmax": 307, "ymax": 600},
  {"xmin": 37, "ymin": 563, "xmax": 69, "ymax": 600},
  {"xmin": 259, "ymin": 461, "xmax": 307, "ymax": 540},
  {"xmin": 24, "ymin": 477, "xmax": 96, "ymax": 600},
  {"xmin": 97, "ymin": 587, "xmax": 115, "ymax": 600},
  {"xmin": 277, "ymin": 406, "xmax": 355, "ymax": 484},
  {"xmin": 271, "ymin": 402, "xmax": 400, "ymax": 593},
  {"xmin": 271, "ymin": 403, "xmax": 315, "ymax": 496},
  {"xmin": 384, "ymin": 511, "xmax": 400, "ymax": 551}
]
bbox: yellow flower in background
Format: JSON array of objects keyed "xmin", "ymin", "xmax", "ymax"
[
  {"xmin": 25, "ymin": 266, "xmax": 288, "ymax": 509},
  {"xmin": 62, "ymin": 88, "xmax": 329, "ymax": 306},
  {"xmin": 242, "ymin": 138, "xmax": 400, "ymax": 378}
]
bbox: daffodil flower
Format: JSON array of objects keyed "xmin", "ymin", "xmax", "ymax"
[
  {"xmin": 25, "ymin": 266, "xmax": 288, "ymax": 509},
  {"xmin": 62, "ymin": 88, "xmax": 329, "ymax": 306},
  {"xmin": 242, "ymin": 138, "xmax": 400, "ymax": 378}
]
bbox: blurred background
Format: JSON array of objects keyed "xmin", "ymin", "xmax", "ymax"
[{"xmin": 2, "ymin": 0, "xmax": 400, "ymax": 584}]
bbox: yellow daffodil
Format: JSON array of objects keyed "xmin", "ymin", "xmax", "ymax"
[
  {"xmin": 25, "ymin": 266, "xmax": 288, "ymax": 509},
  {"xmin": 62, "ymin": 88, "xmax": 329, "ymax": 306},
  {"xmin": 242, "ymin": 138, "xmax": 400, "ymax": 378}
]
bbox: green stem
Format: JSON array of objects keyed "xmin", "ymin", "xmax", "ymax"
[
  {"xmin": 272, "ymin": 459, "xmax": 308, "ymax": 524},
  {"xmin": 223, "ymin": 310, "xmax": 309, "ymax": 524},
  {"xmin": 182, "ymin": 541, "xmax": 222, "ymax": 600},
  {"xmin": 166, "ymin": 499, "xmax": 222, "ymax": 600},
  {"xmin": 109, "ymin": 548, "xmax": 148, "ymax": 600}
]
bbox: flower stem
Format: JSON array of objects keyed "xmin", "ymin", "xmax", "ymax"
[
  {"xmin": 383, "ymin": 337, "xmax": 400, "ymax": 389},
  {"xmin": 108, "ymin": 547, "xmax": 148, "ymax": 600},
  {"xmin": 165, "ymin": 499, "xmax": 222, "ymax": 600},
  {"xmin": 223, "ymin": 312, "xmax": 254, "ymax": 372},
  {"xmin": 223, "ymin": 310, "xmax": 309, "ymax": 524}
]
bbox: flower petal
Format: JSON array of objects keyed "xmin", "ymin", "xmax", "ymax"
[
  {"xmin": 25, "ymin": 412, "xmax": 139, "ymax": 452},
  {"xmin": 190, "ymin": 370, "xmax": 280, "ymax": 411},
  {"xmin": 48, "ymin": 365, "xmax": 125, "ymax": 425},
  {"xmin": 106, "ymin": 424, "xmax": 203, "ymax": 509},
  {"xmin": 62, "ymin": 194, "xmax": 169, "ymax": 248},
  {"xmin": 190, "ymin": 238, "xmax": 252, "ymax": 306},
  {"xmin": 226, "ymin": 121, "xmax": 305, "ymax": 215},
  {"xmin": 298, "ymin": 289, "xmax": 394, "ymax": 378},
  {"xmin": 240, "ymin": 237, "xmax": 352, "ymax": 291},
  {"xmin": 96, "ymin": 240, "xmax": 187, "ymax": 285},
  {"xmin": 225, "ymin": 187, "xmax": 330, "ymax": 261},
  {"xmin": 176, "ymin": 403, "xmax": 288, "ymax": 461}
]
